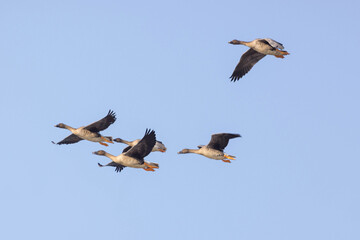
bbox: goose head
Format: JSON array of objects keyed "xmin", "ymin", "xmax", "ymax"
[
  {"xmin": 93, "ymin": 150, "xmax": 107, "ymax": 156},
  {"xmin": 228, "ymin": 39, "xmax": 244, "ymax": 45},
  {"xmin": 55, "ymin": 123, "xmax": 66, "ymax": 128},
  {"xmin": 154, "ymin": 141, "xmax": 167, "ymax": 152}
]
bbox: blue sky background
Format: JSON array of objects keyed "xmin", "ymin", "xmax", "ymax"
[{"xmin": 1, "ymin": 0, "xmax": 359, "ymax": 239}]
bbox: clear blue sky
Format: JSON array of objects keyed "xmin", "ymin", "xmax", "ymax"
[{"xmin": 1, "ymin": 0, "xmax": 359, "ymax": 239}]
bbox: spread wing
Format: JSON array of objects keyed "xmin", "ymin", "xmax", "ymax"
[
  {"xmin": 53, "ymin": 134, "xmax": 83, "ymax": 145},
  {"xmin": 207, "ymin": 133, "xmax": 241, "ymax": 151},
  {"xmin": 85, "ymin": 110, "xmax": 116, "ymax": 133},
  {"xmin": 98, "ymin": 162, "xmax": 126, "ymax": 173},
  {"xmin": 124, "ymin": 129, "xmax": 156, "ymax": 163},
  {"xmin": 230, "ymin": 48, "xmax": 265, "ymax": 81}
]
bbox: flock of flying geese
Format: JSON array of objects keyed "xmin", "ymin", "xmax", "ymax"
[{"xmin": 53, "ymin": 38, "xmax": 289, "ymax": 173}]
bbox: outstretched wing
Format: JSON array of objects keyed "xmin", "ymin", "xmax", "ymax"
[
  {"xmin": 230, "ymin": 48, "xmax": 265, "ymax": 81},
  {"xmin": 264, "ymin": 38, "xmax": 284, "ymax": 49},
  {"xmin": 98, "ymin": 162, "xmax": 126, "ymax": 173},
  {"xmin": 53, "ymin": 134, "xmax": 83, "ymax": 145},
  {"xmin": 207, "ymin": 133, "xmax": 241, "ymax": 151},
  {"xmin": 85, "ymin": 110, "xmax": 116, "ymax": 132},
  {"xmin": 124, "ymin": 129, "xmax": 156, "ymax": 162}
]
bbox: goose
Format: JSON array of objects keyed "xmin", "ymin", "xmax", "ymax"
[
  {"xmin": 178, "ymin": 133, "xmax": 241, "ymax": 163},
  {"xmin": 96, "ymin": 145, "xmax": 132, "ymax": 173},
  {"xmin": 53, "ymin": 110, "xmax": 116, "ymax": 146},
  {"xmin": 229, "ymin": 38, "xmax": 289, "ymax": 81},
  {"xmin": 93, "ymin": 129, "xmax": 159, "ymax": 172},
  {"xmin": 113, "ymin": 137, "xmax": 167, "ymax": 153}
]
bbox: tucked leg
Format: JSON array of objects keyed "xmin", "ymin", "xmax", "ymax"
[
  {"xmin": 144, "ymin": 162, "xmax": 157, "ymax": 171},
  {"xmin": 101, "ymin": 136, "xmax": 114, "ymax": 144},
  {"xmin": 275, "ymin": 49, "xmax": 289, "ymax": 58},
  {"xmin": 224, "ymin": 154, "xmax": 236, "ymax": 160},
  {"xmin": 144, "ymin": 167, "xmax": 155, "ymax": 171}
]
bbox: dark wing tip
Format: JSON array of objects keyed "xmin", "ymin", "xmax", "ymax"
[
  {"xmin": 144, "ymin": 128, "xmax": 156, "ymax": 145},
  {"xmin": 230, "ymin": 66, "xmax": 248, "ymax": 81},
  {"xmin": 98, "ymin": 163, "xmax": 104, "ymax": 167},
  {"xmin": 230, "ymin": 75, "xmax": 242, "ymax": 82},
  {"xmin": 107, "ymin": 109, "xmax": 117, "ymax": 122},
  {"xmin": 223, "ymin": 133, "xmax": 241, "ymax": 139},
  {"xmin": 230, "ymin": 65, "xmax": 252, "ymax": 81},
  {"xmin": 145, "ymin": 128, "xmax": 156, "ymax": 137},
  {"xmin": 115, "ymin": 166, "xmax": 124, "ymax": 173}
]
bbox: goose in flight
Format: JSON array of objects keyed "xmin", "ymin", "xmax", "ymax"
[
  {"xmin": 53, "ymin": 110, "xmax": 116, "ymax": 146},
  {"xmin": 94, "ymin": 129, "xmax": 159, "ymax": 172},
  {"xmin": 229, "ymin": 38, "xmax": 289, "ymax": 81},
  {"xmin": 113, "ymin": 137, "xmax": 167, "ymax": 153},
  {"xmin": 178, "ymin": 133, "xmax": 241, "ymax": 163}
]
